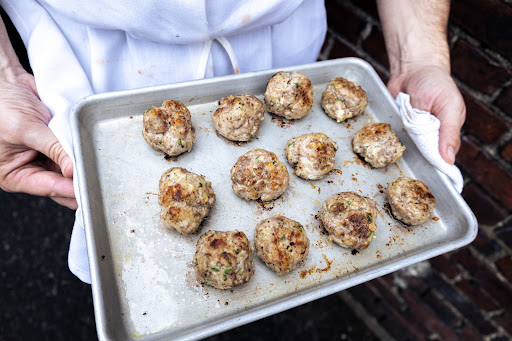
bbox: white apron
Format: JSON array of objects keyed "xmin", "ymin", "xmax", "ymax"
[{"xmin": 1, "ymin": 0, "xmax": 327, "ymax": 283}]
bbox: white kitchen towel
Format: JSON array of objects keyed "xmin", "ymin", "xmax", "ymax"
[{"xmin": 395, "ymin": 92, "xmax": 464, "ymax": 193}]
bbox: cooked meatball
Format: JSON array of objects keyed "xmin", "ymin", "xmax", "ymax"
[
  {"xmin": 264, "ymin": 71, "xmax": 313, "ymax": 120},
  {"xmin": 254, "ymin": 216, "xmax": 309, "ymax": 275},
  {"xmin": 194, "ymin": 230, "xmax": 255, "ymax": 290},
  {"xmin": 285, "ymin": 133, "xmax": 338, "ymax": 180},
  {"xmin": 322, "ymin": 77, "xmax": 368, "ymax": 122},
  {"xmin": 212, "ymin": 94, "xmax": 265, "ymax": 142},
  {"xmin": 319, "ymin": 192, "xmax": 378, "ymax": 250},
  {"xmin": 158, "ymin": 167, "xmax": 215, "ymax": 234},
  {"xmin": 142, "ymin": 100, "xmax": 195, "ymax": 156},
  {"xmin": 388, "ymin": 177, "xmax": 436, "ymax": 225},
  {"xmin": 352, "ymin": 123, "xmax": 406, "ymax": 168},
  {"xmin": 231, "ymin": 149, "xmax": 289, "ymax": 202}
]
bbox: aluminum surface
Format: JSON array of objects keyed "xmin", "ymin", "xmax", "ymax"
[{"xmin": 71, "ymin": 58, "xmax": 477, "ymax": 341}]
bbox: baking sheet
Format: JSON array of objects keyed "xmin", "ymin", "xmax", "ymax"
[{"xmin": 71, "ymin": 58, "xmax": 477, "ymax": 341}]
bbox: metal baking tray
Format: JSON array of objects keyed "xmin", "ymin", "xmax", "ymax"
[{"xmin": 71, "ymin": 58, "xmax": 477, "ymax": 341}]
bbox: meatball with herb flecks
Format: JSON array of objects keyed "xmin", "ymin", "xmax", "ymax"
[
  {"xmin": 194, "ymin": 230, "xmax": 254, "ymax": 290},
  {"xmin": 142, "ymin": 100, "xmax": 195, "ymax": 156},
  {"xmin": 231, "ymin": 149, "xmax": 289, "ymax": 202},
  {"xmin": 159, "ymin": 167, "xmax": 215, "ymax": 234},
  {"xmin": 322, "ymin": 77, "xmax": 367, "ymax": 122},
  {"xmin": 319, "ymin": 192, "xmax": 378, "ymax": 250},
  {"xmin": 254, "ymin": 216, "xmax": 309, "ymax": 275},
  {"xmin": 264, "ymin": 71, "xmax": 313, "ymax": 120},
  {"xmin": 212, "ymin": 94, "xmax": 265, "ymax": 142},
  {"xmin": 352, "ymin": 122, "xmax": 405, "ymax": 168},
  {"xmin": 388, "ymin": 177, "xmax": 436, "ymax": 225},
  {"xmin": 285, "ymin": 133, "xmax": 338, "ymax": 180}
]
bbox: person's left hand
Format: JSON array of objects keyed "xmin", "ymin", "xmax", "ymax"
[{"xmin": 386, "ymin": 63, "xmax": 466, "ymax": 165}]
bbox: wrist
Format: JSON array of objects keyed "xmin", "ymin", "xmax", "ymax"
[{"xmin": 387, "ymin": 32, "xmax": 450, "ymax": 77}]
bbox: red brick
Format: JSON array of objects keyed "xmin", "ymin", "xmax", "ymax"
[
  {"xmin": 455, "ymin": 325, "xmax": 483, "ymax": 341},
  {"xmin": 452, "ymin": 248, "xmax": 512, "ymax": 310},
  {"xmin": 430, "ymin": 255, "xmax": 462, "ymax": 279},
  {"xmin": 455, "ymin": 279, "xmax": 501, "ymax": 312},
  {"xmin": 471, "ymin": 232, "xmax": 502, "ymax": 257},
  {"xmin": 501, "ymin": 139, "xmax": 512, "ymax": 163},
  {"xmin": 456, "ymin": 137, "xmax": 512, "ymax": 210},
  {"xmin": 327, "ymin": 39, "xmax": 389, "ymax": 83},
  {"xmin": 362, "ymin": 27, "xmax": 389, "ymax": 68},
  {"xmin": 451, "ymin": 0, "xmax": 512, "ymax": 60},
  {"xmin": 348, "ymin": 284, "xmax": 427, "ymax": 340},
  {"xmin": 370, "ymin": 278, "xmax": 404, "ymax": 309},
  {"xmin": 495, "ymin": 313, "xmax": 512, "ymax": 336},
  {"xmin": 326, "ymin": 1, "xmax": 367, "ymax": 44},
  {"xmin": 426, "ymin": 271, "xmax": 498, "ymax": 335},
  {"xmin": 451, "ymin": 39, "xmax": 511, "ymax": 95},
  {"xmin": 422, "ymin": 290, "xmax": 462, "ymax": 327},
  {"xmin": 495, "ymin": 255, "xmax": 512, "ymax": 282},
  {"xmin": 462, "ymin": 93, "xmax": 511, "ymax": 145},
  {"xmin": 495, "ymin": 223, "xmax": 512, "ymax": 249},
  {"xmin": 496, "ymin": 86, "xmax": 512, "ymax": 117},
  {"xmin": 461, "ymin": 183, "xmax": 508, "ymax": 226},
  {"xmin": 402, "ymin": 291, "xmax": 459, "ymax": 341}
]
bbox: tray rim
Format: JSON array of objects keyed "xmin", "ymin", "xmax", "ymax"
[{"xmin": 70, "ymin": 57, "xmax": 478, "ymax": 341}]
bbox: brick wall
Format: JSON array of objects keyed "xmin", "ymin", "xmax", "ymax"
[{"xmin": 322, "ymin": 1, "xmax": 512, "ymax": 340}]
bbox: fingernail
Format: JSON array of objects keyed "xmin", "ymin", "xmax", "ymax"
[{"xmin": 447, "ymin": 146, "xmax": 455, "ymax": 164}]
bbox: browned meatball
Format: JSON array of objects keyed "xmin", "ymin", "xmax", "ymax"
[
  {"xmin": 352, "ymin": 123, "xmax": 406, "ymax": 168},
  {"xmin": 212, "ymin": 94, "xmax": 265, "ymax": 142},
  {"xmin": 285, "ymin": 133, "xmax": 338, "ymax": 180},
  {"xmin": 322, "ymin": 77, "xmax": 367, "ymax": 122},
  {"xmin": 319, "ymin": 192, "xmax": 378, "ymax": 250},
  {"xmin": 388, "ymin": 177, "xmax": 436, "ymax": 225},
  {"xmin": 254, "ymin": 216, "xmax": 309, "ymax": 275},
  {"xmin": 231, "ymin": 149, "xmax": 289, "ymax": 202},
  {"xmin": 158, "ymin": 167, "xmax": 215, "ymax": 234},
  {"xmin": 264, "ymin": 71, "xmax": 313, "ymax": 120},
  {"xmin": 142, "ymin": 100, "xmax": 195, "ymax": 156},
  {"xmin": 194, "ymin": 230, "xmax": 255, "ymax": 290}
]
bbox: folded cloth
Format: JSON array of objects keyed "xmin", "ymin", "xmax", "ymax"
[{"xmin": 395, "ymin": 92, "xmax": 464, "ymax": 193}]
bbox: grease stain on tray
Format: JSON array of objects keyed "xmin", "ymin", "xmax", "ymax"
[{"xmin": 270, "ymin": 114, "xmax": 293, "ymax": 128}]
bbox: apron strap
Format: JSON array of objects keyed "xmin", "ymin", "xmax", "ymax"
[{"xmin": 195, "ymin": 37, "xmax": 239, "ymax": 79}]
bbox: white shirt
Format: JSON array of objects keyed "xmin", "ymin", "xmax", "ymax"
[{"xmin": 1, "ymin": 0, "xmax": 327, "ymax": 283}]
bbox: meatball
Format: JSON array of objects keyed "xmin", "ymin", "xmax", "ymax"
[
  {"xmin": 352, "ymin": 122, "xmax": 406, "ymax": 168},
  {"xmin": 285, "ymin": 133, "xmax": 338, "ymax": 180},
  {"xmin": 319, "ymin": 192, "xmax": 378, "ymax": 250},
  {"xmin": 388, "ymin": 177, "xmax": 436, "ymax": 225},
  {"xmin": 158, "ymin": 167, "xmax": 216, "ymax": 234},
  {"xmin": 231, "ymin": 149, "xmax": 289, "ymax": 202},
  {"xmin": 264, "ymin": 71, "xmax": 313, "ymax": 120},
  {"xmin": 322, "ymin": 77, "xmax": 368, "ymax": 122},
  {"xmin": 194, "ymin": 230, "xmax": 255, "ymax": 290},
  {"xmin": 212, "ymin": 94, "xmax": 265, "ymax": 142},
  {"xmin": 142, "ymin": 99, "xmax": 195, "ymax": 156},
  {"xmin": 254, "ymin": 216, "xmax": 309, "ymax": 275}
]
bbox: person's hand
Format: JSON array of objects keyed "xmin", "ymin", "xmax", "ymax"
[
  {"xmin": 387, "ymin": 63, "xmax": 466, "ymax": 164},
  {"xmin": 0, "ymin": 65, "xmax": 77, "ymax": 209}
]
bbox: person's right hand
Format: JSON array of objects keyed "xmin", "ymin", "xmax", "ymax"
[{"xmin": 0, "ymin": 65, "xmax": 77, "ymax": 209}]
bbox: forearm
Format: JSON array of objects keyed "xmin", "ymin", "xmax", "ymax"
[
  {"xmin": 376, "ymin": 0, "xmax": 450, "ymax": 75},
  {"xmin": 0, "ymin": 16, "xmax": 23, "ymax": 80}
]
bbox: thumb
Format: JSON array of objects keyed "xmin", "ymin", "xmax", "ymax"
[
  {"xmin": 433, "ymin": 98, "xmax": 466, "ymax": 165},
  {"xmin": 24, "ymin": 123, "xmax": 73, "ymax": 177}
]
